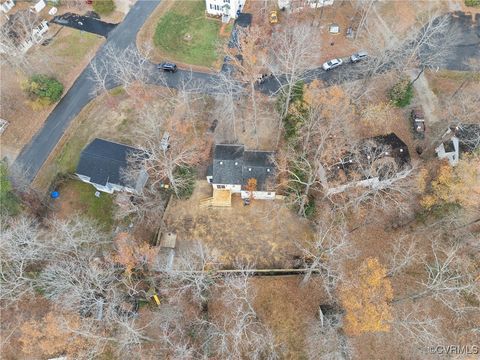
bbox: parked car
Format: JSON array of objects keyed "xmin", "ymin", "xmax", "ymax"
[
  {"xmin": 269, "ymin": 10, "xmax": 278, "ymax": 24},
  {"xmin": 157, "ymin": 62, "xmax": 177, "ymax": 73},
  {"xmin": 322, "ymin": 58, "xmax": 343, "ymax": 71},
  {"xmin": 350, "ymin": 51, "xmax": 368, "ymax": 63},
  {"xmin": 411, "ymin": 108, "xmax": 425, "ymax": 139}
]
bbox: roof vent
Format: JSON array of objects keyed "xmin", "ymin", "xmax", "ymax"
[
  {"xmin": 220, "ymin": 161, "xmax": 223, "ymax": 165},
  {"xmin": 400, "ymin": 149, "xmax": 404, "ymax": 152},
  {"xmin": 385, "ymin": 151, "xmax": 389, "ymax": 155},
  {"xmin": 234, "ymin": 162, "xmax": 238, "ymax": 165},
  {"xmin": 266, "ymin": 168, "xmax": 270, "ymax": 172},
  {"xmin": 248, "ymin": 168, "xmax": 252, "ymax": 171}
]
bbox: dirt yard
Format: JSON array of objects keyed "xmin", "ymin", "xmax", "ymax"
[{"xmin": 164, "ymin": 181, "xmax": 314, "ymax": 268}]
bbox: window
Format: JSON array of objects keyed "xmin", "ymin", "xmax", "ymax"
[
  {"xmin": 210, "ymin": 4, "xmax": 213, "ymax": 9},
  {"xmin": 217, "ymin": 185, "xmax": 226, "ymax": 189},
  {"xmin": 224, "ymin": 0, "xmax": 230, "ymax": 3}
]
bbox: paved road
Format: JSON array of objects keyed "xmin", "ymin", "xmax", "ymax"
[
  {"xmin": 15, "ymin": 0, "xmax": 161, "ymax": 182},
  {"xmin": 14, "ymin": 5, "xmax": 479, "ymax": 183}
]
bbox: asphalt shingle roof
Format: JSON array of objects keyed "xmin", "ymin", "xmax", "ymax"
[
  {"xmin": 76, "ymin": 138, "xmax": 141, "ymax": 187},
  {"xmin": 212, "ymin": 144, "xmax": 275, "ymax": 190}
]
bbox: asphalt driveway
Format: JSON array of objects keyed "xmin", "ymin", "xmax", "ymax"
[{"xmin": 52, "ymin": 13, "xmax": 117, "ymax": 38}]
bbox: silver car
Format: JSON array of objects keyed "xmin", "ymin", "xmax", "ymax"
[{"xmin": 350, "ymin": 51, "xmax": 368, "ymax": 63}]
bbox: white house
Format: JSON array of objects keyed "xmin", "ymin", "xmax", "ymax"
[
  {"xmin": 0, "ymin": 0, "xmax": 15, "ymax": 14},
  {"xmin": 205, "ymin": 0, "xmax": 245, "ymax": 21},
  {"xmin": 206, "ymin": 144, "xmax": 276, "ymax": 201},
  {"xmin": 76, "ymin": 138, "xmax": 148, "ymax": 194},
  {"xmin": 435, "ymin": 124, "xmax": 480, "ymax": 166}
]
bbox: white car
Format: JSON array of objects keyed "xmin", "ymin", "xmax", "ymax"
[{"xmin": 322, "ymin": 58, "xmax": 343, "ymax": 71}]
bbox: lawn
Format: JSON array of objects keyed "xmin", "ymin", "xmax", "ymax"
[
  {"xmin": 56, "ymin": 179, "xmax": 114, "ymax": 230},
  {"xmin": 153, "ymin": 0, "xmax": 223, "ymax": 67}
]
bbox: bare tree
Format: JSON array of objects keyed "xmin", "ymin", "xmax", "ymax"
[
  {"xmin": 266, "ymin": 22, "xmax": 320, "ymax": 121},
  {"xmin": 164, "ymin": 242, "xmax": 220, "ymax": 306},
  {"xmin": 394, "ymin": 240, "xmax": 479, "ymax": 314},
  {"xmin": 39, "ymin": 252, "xmax": 119, "ymax": 318},
  {"xmin": 210, "ymin": 71, "xmax": 245, "ymax": 141},
  {"xmin": 89, "ymin": 44, "xmax": 153, "ymax": 96},
  {"xmin": 224, "ymin": 25, "xmax": 269, "ymax": 145},
  {"xmin": 0, "ymin": 216, "xmax": 45, "ymax": 304},
  {"xmin": 300, "ymin": 220, "xmax": 356, "ymax": 298},
  {"xmin": 0, "ymin": 10, "xmax": 41, "ymax": 71},
  {"xmin": 391, "ymin": 304, "xmax": 446, "ymax": 357},
  {"xmin": 386, "ymin": 235, "xmax": 419, "ymax": 277},
  {"xmin": 201, "ymin": 270, "xmax": 279, "ymax": 360},
  {"xmin": 306, "ymin": 308, "xmax": 352, "ymax": 360}
]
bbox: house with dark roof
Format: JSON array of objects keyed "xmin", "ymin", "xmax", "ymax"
[
  {"xmin": 435, "ymin": 124, "xmax": 480, "ymax": 166},
  {"xmin": 76, "ymin": 138, "xmax": 148, "ymax": 194},
  {"xmin": 206, "ymin": 144, "xmax": 276, "ymax": 200}
]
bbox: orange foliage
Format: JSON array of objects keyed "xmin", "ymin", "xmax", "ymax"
[
  {"xmin": 20, "ymin": 311, "xmax": 89, "ymax": 357},
  {"xmin": 113, "ymin": 232, "xmax": 157, "ymax": 276},
  {"xmin": 340, "ymin": 257, "xmax": 393, "ymax": 335},
  {"xmin": 420, "ymin": 157, "xmax": 480, "ymax": 210}
]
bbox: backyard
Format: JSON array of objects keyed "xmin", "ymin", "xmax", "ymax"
[
  {"xmin": 164, "ymin": 181, "xmax": 315, "ymax": 268},
  {"xmin": 52, "ymin": 179, "xmax": 114, "ymax": 231},
  {"xmin": 138, "ymin": 0, "xmax": 231, "ymax": 69}
]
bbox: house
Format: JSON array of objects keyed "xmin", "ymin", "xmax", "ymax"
[
  {"xmin": 327, "ymin": 133, "xmax": 412, "ymax": 196},
  {"xmin": 435, "ymin": 124, "xmax": 480, "ymax": 166},
  {"xmin": 205, "ymin": 0, "xmax": 245, "ymax": 21},
  {"xmin": 206, "ymin": 144, "xmax": 276, "ymax": 201},
  {"xmin": 0, "ymin": 10, "xmax": 49, "ymax": 54},
  {"xmin": 76, "ymin": 138, "xmax": 148, "ymax": 194},
  {"xmin": 0, "ymin": 0, "xmax": 15, "ymax": 14}
]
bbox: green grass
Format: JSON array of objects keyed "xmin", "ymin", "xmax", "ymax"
[
  {"xmin": 61, "ymin": 180, "xmax": 114, "ymax": 230},
  {"xmin": 53, "ymin": 30, "xmax": 99, "ymax": 59},
  {"xmin": 153, "ymin": 0, "xmax": 223, "ymax": 67}
]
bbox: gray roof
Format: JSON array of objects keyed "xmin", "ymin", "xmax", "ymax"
[
  {"xmin": 212, "ymin": 144, "xmax": 275, "ymax": 190},
  {"xmin": 76, "ymin": 138, "xmax": 141, "ymax": 187}
]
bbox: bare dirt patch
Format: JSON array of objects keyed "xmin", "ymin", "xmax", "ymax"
[{"xmin": 164, "ymin": 181, "xmax": 314, "ymax": 268}]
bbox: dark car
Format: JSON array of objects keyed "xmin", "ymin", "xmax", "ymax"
[
  {"xmin": 411, "ymin": 108, "xmax": 425, "ymax": 139},
  {"xmin": 157, "ymin": 62, "xmax": 178, "ymax": 73}
]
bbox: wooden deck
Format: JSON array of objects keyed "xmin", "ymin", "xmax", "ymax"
[{"xmin": 200, "ymin": 188, "xmax": 232, "ymax": 207}]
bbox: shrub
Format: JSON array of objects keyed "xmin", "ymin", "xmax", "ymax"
[
  {"xmin": 465, "ymin": 0, "xmax": 480, "ymax": 7},
  {"xmin": 23, "ymin": 75, "xmax": 64, "ymax": 104},
  {"xmin": 0, "ymin": 163, "xmax": 20, "ymax": 216},
  {"xmin": 389, "ymin": 78, "xmax": 413, "ymax": 107},
  {"xmin": 93, "ymin": 0, "xmax": 115, "ymax": 15},
  {"xmin": 173, "ymin": 166, "xmax": 196, "ymax": 199}
]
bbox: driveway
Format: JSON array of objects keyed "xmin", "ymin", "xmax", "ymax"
[
  {"xmin": 52, "ymin": 13, "xmax": 117, "ymax": 38},
  {"xmin": 445, "ymin": 12, "xmax": 480, "ymax": 70}
]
